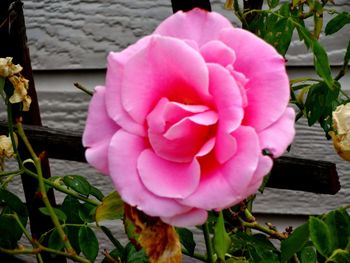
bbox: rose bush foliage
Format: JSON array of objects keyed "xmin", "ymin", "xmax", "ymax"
[{"xmin": 83, "ymin": 9, "xmax": 295, "ymax": 227}]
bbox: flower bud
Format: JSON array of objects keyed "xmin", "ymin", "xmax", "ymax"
[{"xmin": 331, "ymin": 103, "xmax": 350, "ymax": 161}]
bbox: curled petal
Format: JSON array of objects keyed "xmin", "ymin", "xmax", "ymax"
[
  {"xmin": 155, "ymin": 8, "xmax": 233, "ymax": 46},
  {"xmin": 181, "ymin": 126, "xmax": 260, "ymax": 210},
  {"xmin": 105, "ymin": 38, "xmax": 151, "ymax": 136},
  {"xmin": 108, "ymin": 130, "xmax": 190, "ymax": 217},
  {"xmin": 83, "ymin": 86, "xmax": 119, "ymax": 174},
  {"xmin": 258, "ymin": 108, "xmax": 295, "ymax": 158},
  {"xmin": 246, "ymin": 155, "xmax": 273, "ymax": 196},
  {"xmin": 220, "ymin": 28, "xmax": 290, "ymax": 131},
  {"xmin": 207, "ymin": 63, "xmax": 243, "ymax": 133},
  {"xmin": 200, "ymin": 40, "xmax": 236, "ymax": 66}
]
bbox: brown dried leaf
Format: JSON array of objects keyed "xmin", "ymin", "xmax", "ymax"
[{"xmin": 124, "ymin": 204, "xmax": 182, "ymax": 263}]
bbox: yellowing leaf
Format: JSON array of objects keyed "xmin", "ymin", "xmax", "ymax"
[{"xmin": 95, "ymin": 191, "xmax": 124, "ymax": 224}]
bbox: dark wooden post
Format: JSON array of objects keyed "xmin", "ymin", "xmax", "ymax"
[
  {"xmin": 0, "ymin": 1, "xmax": 65, "ymax": 262},
  {"xmin": 171, "ymin": 0, "xmax": 211, "ymax": 12}
]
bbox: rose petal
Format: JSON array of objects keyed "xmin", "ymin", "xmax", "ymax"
[
  {"xmin": 179, "ymin": 162, "xmax": 241, "ymax": 210},
  {"xmin": 105, "ymin": 38, "xmax": 151, "ymax": 136},
  {"xmin": 258, "ymin": 107, "xmax": 295, "ymax": 158},
  {"xmin": 154, "ymin": 8, "xmax": 232, "ymax": 46},
  {"xmin": 83, "ymin": 86, "xmax": 119, "ymax": 174},
  {"xmin": 108, "ymin": 130, "xmax": 190, "ymax": 217},
  {"xmin": 161, "ymin": 209, "xmax": 208, "ymax": 227},
  {"xmin": 215, "ymin": 132, "xmax": 237, "ymax": 164},
  {"xmin": 148, "ymin": 121, "xmax": 211, "ymax": 163},
  {"xmin": 164, "ymin": 111, "xmax": 217, "ymax": 140},
  {"xmin": 83, "ymin": 86, "xmax": 119, "ymax": 147},
  {"xmin": 222, "ymin": 126, "xmax": 261, "ymax": 193},
  {"xmin": 181, "ymin": 126, "xmax": 259, "ymax": 210},
  {"xmin": 246, "ymin": 155, "xmax": 273, "ymax": 196},
  {"xmin": 137, "ymin": 149, "xmax": 200, "ymax": 198},
  {"xmin": 121, "ymin": 35, "xmax": 211, "ymax": 125},
  {"xmin": 220, "ymin": 28, "xmax": 290, "ymax": 131},
  {"xmin": 200, "ymin": 40, "xmax": 236, "ymax": 66},
  {"xmin": 207, "ymin": 63, "xmax": 243, "ymax": 133},
  {"xmin": 85, "ymin": 142, "xmax": 110, "ymax": 175}
]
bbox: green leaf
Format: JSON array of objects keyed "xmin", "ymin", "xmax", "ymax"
[
  {"xmin": 264, "ymin": 17, "xmax": 294, "ymax": 56},
  {"xmin": 281, "ymin": 222, "xmax": 309, "ymax": 263},
  {"xmin": 78, "ymin": 226, "xmax": 99, "ymax": 262},
  {"xmin": 95, "ymin": 191, "xmax": 124, "ymax": 224},
  {"xmin": 296, "ymin": 22, "xmax": 313, "ymax": 49},
  {"xmin": 61, "ymin": 195, "xmax": 82, "ymax": 224},
  {"xmin": 176, "ymin": 228, "xmax": 196, "ymax": 256},
  {"xmin": 309, "ymin": 216, "xmax": 332, "ymax": 257},
  {"xmin": 48, "ymin": 228, "xmax": 65, "ymax": 251},
  {"xmin": 312, "ymin": 41, "xmax": 333, "ymax": 89},
  {"xmin": 267, "ymin": 0, "xmax": 279, "ymax": 9},
  {"xmin": 125, "ymin": 243, "xmax": 149, "ymax": 263},
  {"xmin": 63, "ymin": 175, "xmax": 91, "ymax": 196},
  {"xmin": 78, "ymin": 202, "xmax": 96, "ymax": 223},
  {"xmin": 66, "ymin": 226, "xmax": 81, "ymax": 255},
  {"xmin": 301, "ymin": 246, "xmax": 316, "ymax": 263},
  {"xmin": 325, "ymin": 12, "xmax": 350, "ymax": 35},
  {"xmin": 0, "ymin": 189, "xmax": 27, "ymax": 217},
  {"xmin": 39, "ymin": 207, "xmax": 67, "ymax": 222},
  {"xmin": 0, "ymin": 213, "xmax": 27, "ymax": 248},
  {"xmin": 89, "ymin": 185, "xmax": 104, "ymax": 201},
  {"xmin": 213, "ymin": 211, "xmax": 231, "ymax": 261},
  {"xmin": 324, "ymin": 209, "xmax": 350, "ymax": 250}
]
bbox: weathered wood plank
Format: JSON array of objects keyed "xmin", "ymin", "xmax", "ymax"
[{"xmin": 0, "ymin": 121, "xmax": 340, "ymax": 195}]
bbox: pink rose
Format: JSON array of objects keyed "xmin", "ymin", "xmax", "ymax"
[{"xmin": 83, "ymin": 9, "xmax": 295, "ymax": 227}]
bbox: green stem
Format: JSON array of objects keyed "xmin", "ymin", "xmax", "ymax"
[
  {"xmin": 22, "ymin": 167, "xmax": 100, "ymax": 206},
  {"xmin": 239, "ymin": 217, "xmax": 287, "ymax": 240},
  {"xmin": 0, "ymin": 169, "xmax": 24, "ymax": 178},
  {"xmin": 0, "ymin": 174, "xmax": 19, "ymax": 188},
  {"xmin": 293, "ymin": 254, "xmax": 301, "ymax": 263},
  {"xmin": 6, "ymin": 97, "xmax": 22, "ymax": 168},
  {"xmin": 16, "ymin": 123, "xmax": 77, "ymax": 257},
  {"xmin": 202, "ymin": 222, "xmax": 215, "ymax": 263},
  {"xmin": 0, "ymin": 244, "xmax": 91, "ymax": 263},
  {"xmin": 10, "ymin": 213, "xmax": 44, "ymax": 263},
  {"xmin": 233, "ymin": 0, "xmax": 248, "ymax": 28}
]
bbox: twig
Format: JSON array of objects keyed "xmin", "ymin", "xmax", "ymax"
[
  {"xmin": 74, "ymin": 82, "xmax": 93, "ymax": 96},
  {"xmin": 16, "ymin": 122, "xmax": 91, "ymax": 263}
]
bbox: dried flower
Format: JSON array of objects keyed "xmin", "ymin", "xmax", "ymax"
[
  {"xmin": 8, "ymin": 75, "xmax": 31, "ymax": 111},
  {"xmin": 330, "ymin": 103, "xmax": 350, "ymax": 161},
  {"xmin": 0, "ymin": 134, "xmax": 16, "ymax": 159},
  {"xmin": 0, "ymin": 57, "xmax": 22, "ymax": 78}
]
